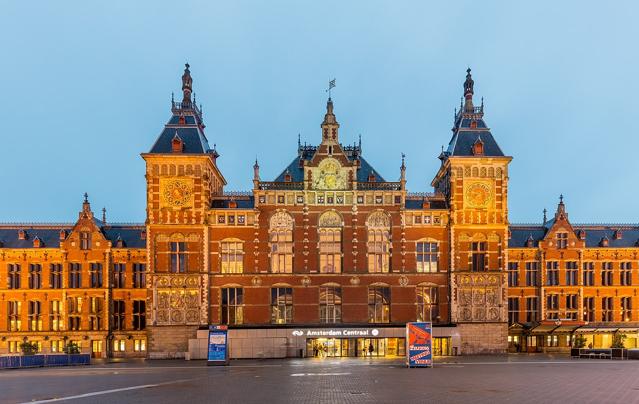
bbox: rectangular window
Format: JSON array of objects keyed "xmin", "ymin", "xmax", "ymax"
[
  {"xmin": 416, "ymin": 286, "xmax": 438, "ymax": 322},
  {"xmin": 601, "ymin": 262, "xmax": 613, "ymax": 286},
  {"xmin": 271, "ymin": 288, "xmax": 293, "ymax": 324},
  {"xmin": 622, "ymin": 297, "xmax": 632, "ymax": 322},
  {"xmin": 556, "ymin": 232, "xmax": 568, "ymax": 249},
  {"xmin": 368, "ymin": 286, "xmax": 390, "ymax": 323},
  {"xmin": 416, "ymin": 242, "xmax": 438, "ymax": 273},
  {"xmin": 8, "ymin": 264, "xmax": 21, "ymax": 289},
  {"xmin": 68, "ymin": 297, "xmax": 82, "ymax": 331},
  {"xmin": 525, "ymin": 262, "xmax": 539, "ymax": 286},
  {"xmin": 113, "ymin": 300, "xmax": 125, "ymax": 330},
  {"xmin": 546, "ymin": 294, "xmax": 559, "ymax": 320},
  {"xmin": 170, "ymin": 242, "xmax": 187, "ymax": 273},
  {"xmin": 547, "ymin": 335, "xmax": 559, "ymax": 347},
  {"xmin": 471, "ymin": 242, "xmax": 487, "ymax": 272},
  {"xmin": 221, "ymin": 241, "xmax": 244, "ymax": 274},
  {"xmin": 221, "ymin": 288, "xmax": 244, "ymax": 325},
  {"xmin": 113, "ymin": 340, "xmax": 126, "ymax": 352},
  {"xmin": 28, "ymin": 264, "xmax": 42, "ymax": 289},
  {"xmin": 133, "ymin": 263, "xmax": 146, "ymax": 288},
  {"xmin": 367, "ymin": 230, "xmax": 390, "ymax": 273},
  {"xmin": 565, "ymin": 294, "xmax": 578, "ymax": 320},
  {"xmin": 134, "ymin": 339, "xmax": 146, "ymax": 352},
  {"xmin": 583, "ymin": 262, "xmax": 594, "ymax": 286},
  {"xmin": 49, "ymin": 300, "xmax": 62, "ymax": 331},
  {"xmin": 113, "ymin": 263, "xmax": 126, "ymax": 288},
  {"xmin": 526, "ymin": 297, "xmax": 538, "ymax": 323},
  {"xmin": 508, "ymin": 297, "xmax": 520, "ymax": 324},
  {"xmin": 28, "ymin": 300, "xmax": 42, "ymax": 331},
  {"xmin": 69, "ymin": 263, "xmax": 82, "ymax": 288},
  {"xmin": 89, "ymin": 297, "xmax": 103, "ymax": 331},
  {"xmin": 50, "ymin": 340, "xmax": 63, "ymax": 353},
  {"xmin": 133, "ymin": 300, "xmax": 146, "ymax": 330},
  {"xmin": 565, "ymin": 261, "xmax": 578, "ymax": 286},
  {"xmin": 319, "ymin": 286, "xmax": 342, "ymax": 323},
  {"xmin": 89, "ymin": 263, "xmax": 103, "ymax": 288},
  {"xmin": 546, "ymin": 261, "xmax": 559, "ymax": 286},
  {"xmin": 583, "ymin": 297, "xmax": 595, "ymax": 322},
  {"xmin": 271, "ymin": 230, "xmax": 293, "ymax": 273},
  {"xmin": 8, "ymin": 301, "xmax": 22, "ymax": 331},
  {"xmin": 80, "ymin": 231, "xmax": 91, "ymax": 250},
  {"xmin": 507, "ymin": 262, "xmax": 519, "ymax": 287},
  {"xmin": 319, "ymin": 230, "xmax": 341, "ymax": 273},
  {"xmin": 50, "ymin": 263, "xmax": 63, "ymax": 289},
  {"xmin": 621, "ymin": 262, "xmax": 632, "ymax": 286},
  {"xmin": 601, "ymin": 297, "xmax": 613, "ymax": 322}
]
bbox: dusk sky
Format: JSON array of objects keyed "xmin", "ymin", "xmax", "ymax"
[{"xmin": 1, "ymin": 1, "xmax": 637, "ymax": 223}]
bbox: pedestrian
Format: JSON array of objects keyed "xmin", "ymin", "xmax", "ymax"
[
  {"xmin": 313, "ymin": 345, "xmax": 318, "ymax": 357},
  {"xmin": 368, "ymin": 342, "xmax": 374, "ymax": 357},
  {"xmin": 362, "ymin": 346, "xmax": 367, "ymax": 357}
]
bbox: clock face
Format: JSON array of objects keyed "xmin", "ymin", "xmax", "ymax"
[
  {"xmin": 465, "ymin": 182, "xmax": 492, "ymax": 208},
  {"xmin": 162, "ymin": 179, "xmax": 193, "ymax": 208}
]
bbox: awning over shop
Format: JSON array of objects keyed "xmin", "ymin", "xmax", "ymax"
[
  {"xmin": 530, "ymin": 325, "xmax": 558, "ymax": 334},
  {"xmin": 551, "ymin": 325, "xmax": 580, "ymax": 333},
  {"xmin": 574, "ymin": 327, "xmax": 597, "ymax": 333}
]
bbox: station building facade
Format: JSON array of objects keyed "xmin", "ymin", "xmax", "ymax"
[{"xmin": 0, "ymin": 66, "xmax": 637, "ymax": 358}]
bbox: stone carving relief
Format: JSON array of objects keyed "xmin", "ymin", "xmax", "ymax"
[
  {"xmin": 456, "ymin": 273, "xmax": 504, "ymax": 323},
  {"xmin": 318, "ymin": 211, "xmax": 342, "ymax": 227},
  {"xmin": 366, "ymin": 211, "xmax": 390, "ymax": 229},
  {"xmin": 154, "ymin": 275, "xmax": 202, "ymax": 326}
]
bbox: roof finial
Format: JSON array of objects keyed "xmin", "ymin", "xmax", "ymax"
[
  {"xmin": 463, "ymin": 67, "xmax": 474, "ymax": 111},
  {"xmin": 559, "ymin": 194, "xmax": 564, "ymax": 204},
  {"xmin": 326, "ymin": 78, "xmax": 336, "ymax": 99},
  {"xmin": 358, "ymin": 134, "xmax": 362, "ymax": 150},
  {"xmin": 182, "ymin": 63, "xmax": 193, "ymax": 105},
  {"xmin": 102, "ymin": 207, "xmax": 107, "ymax": 224},
  {"xmin": 298, "ymin": 133, "xmax": 301, "ymax": 149},
  {"xmin": 83, "ymin": 192, "xmax": 88, "ymax": 203},
  {"xmin": 543, "ymin": 208, "xmax": 547, "ymax": 223}
]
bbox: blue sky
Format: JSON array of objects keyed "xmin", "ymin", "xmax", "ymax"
[{"xmin": 1, "ymin": 1, "xmax": 637, "ymax": 223}]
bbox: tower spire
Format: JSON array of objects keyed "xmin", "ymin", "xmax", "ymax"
[
  {"xmin": 321, "ymin": 84, "xmax": 339, "ymax": 143},
  {"xmin": 182, "ymin": 63, "xmax": 193, "ymax": 106},
  {"xmin": 463, "ymin": 68, "xmax": 474, "ymax": 112}
]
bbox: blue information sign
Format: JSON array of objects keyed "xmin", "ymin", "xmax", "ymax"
[
  {"xmin": 406, "ymin": 322, "xmax": 433, "ymax": 368},
  {"xmin": 207, "ymin": 325, "xmax": 229, "ymax": 366}
]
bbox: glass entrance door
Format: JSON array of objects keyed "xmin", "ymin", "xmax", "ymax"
[{"xmin": 358, "ymin": 338, "xmax": 386, "ymax": 357}]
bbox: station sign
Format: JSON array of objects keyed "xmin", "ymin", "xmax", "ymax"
[
  {"xmin": 291, "ymin": 328, "xmax": 380, "ymax": 337},
  {"xmin": 207, "ymin": 325, "xmax": 229, "ymax": 366},
  {"xmin": 406, "ymin": 322, "xmax": 433, "ymax": 368}
]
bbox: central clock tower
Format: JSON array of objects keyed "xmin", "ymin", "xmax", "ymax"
[
  {"xmin": 432, "ymin": 69, "xmax": 512, "ymax": 354},
  {"xmin": 142, "ymin": 64, "xmax": 226, "ymax": 358}
]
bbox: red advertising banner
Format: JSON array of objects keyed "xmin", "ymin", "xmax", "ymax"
[{"xmin": 406, "ymin": 322, "xmax": 433, "ymax": 368}]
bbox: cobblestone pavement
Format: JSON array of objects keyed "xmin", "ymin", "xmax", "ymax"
[{"xmin": 2, "ymin": 355, "xmax": 639, "ymax": 404}]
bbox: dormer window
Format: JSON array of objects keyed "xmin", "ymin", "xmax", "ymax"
[
  {"xmin": 178, "ymin": 115, "xmax": 186, "ymax": 124},
  {"xmin": 578, "ymin": 230, "xmax": 586, "ymax": 240},
  {"xmin": 59, "ymin": 230, "xmax": 67, "ymax": 241},
  {"xmin": 229, "ymin": 200, "xmax": 238, "ymax": 208},
  {"xmin": 80, "ymin": 231, "xmax": 91, "ymax": 250},
  {"xmin": 171, "ymin": 133, "xmax": 184, "ymax": 153},
  {"xmin": 556, "ymin": 232, "xmax": 568, "ymax": 249},
  {"xmin": 470, "ymin": 120, "xmax": 478, "ymax": 129},
  {"xmin": 368, "ymin": 173, "xmax": 376, "ymax": 182},
  {"xmin": 526, "ymin": 235, "xmax": 535, "ymax": 248},
  {"xmin": 472, "ymin": 138, "xmax": 484, "ymax": 156},
  {"xmin": 600, "ymin": 237, "xmax": 609, "ymax": 247},
  {"xmin": 140, "ymin": 231, "xmax": 146, "ymax": 240},
  {"xmin": 33, "ymin": 236, "xmax": 42, "ymax": 248},
  {"xmin": 18, "ymin": 229, "xmax": 26, "ymax": 240},
  {"xmin": 284, "ymin": 173, "xmax": 292, "ymax": 182},
  {"xmin": 115, "ymin": 236, "xmax": 125, "ymax": 248},
  {"xmin": 614, "ymin": 230, "xmax": 623, "ymax": 240}
]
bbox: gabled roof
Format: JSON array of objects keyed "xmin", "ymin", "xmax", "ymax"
[
  {"xmin": 446, "ymin": 130, "xmax": 504, "ymax": 157},
  {"xmin": 0, "ymin": 223, "xmax": 146, "ymax": 249},
  {"xmin": 509, "ymin": 224, "xmax": 639, "ymax": 248},
  {"xmin": 149, "ymin": 123, "xmax": 212, "ymax": 154}
]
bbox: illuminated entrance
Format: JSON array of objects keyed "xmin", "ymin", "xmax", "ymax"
[{"xmin": 306, "ymin": 338, "xmax": 406, "ymax": 358}]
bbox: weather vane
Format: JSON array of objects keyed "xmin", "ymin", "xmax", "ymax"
[{"xmin": 326, "ymin": 78, "xmax": 336, "ymax": 98}]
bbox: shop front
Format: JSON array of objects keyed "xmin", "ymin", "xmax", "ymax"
[{"xmin": 306, "ymin": 337, "xmax": 406, "ymax": 358}]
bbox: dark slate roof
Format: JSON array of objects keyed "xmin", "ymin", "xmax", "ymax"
[
  {"xmin": 405, "ymin": 197, "xmax": 448, "ymax": 210},
  {"xmin": 0, "ymin": 224, "xmax": 146, "ymax": 249},
  {"xmin": 446, "ymin": 130, "xmax": 504, "ymax": 157},
  {"xmin": 509, "ymin": 224, "xmax": 639, "ymax": 248},
  {"xmin": 211, "ymin": 196, "xmax": 255, "ymax": 209},
  {"xmin": 149, "ymin": 126, "xmax": 211, "ymax": 154},
  {"xmin": 101, "ymin": 225, "xmax": 146, "ymax": 248},
  {"xmin": 0, "ymin": 226, "xmax": 72, "ymax": 249},
  {"xmin": 273, "ymin": 145, "xmax": 385, "ymax": 183}
]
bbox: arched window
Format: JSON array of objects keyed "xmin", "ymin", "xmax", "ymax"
[
  {"xmin": 318, "ymin": 211, "xmax": 342, "ymax": 273},
  {"xmin": 366, "ymin": 212, "xmax": 391, "ymax": 273},
  {"xmin": 319, "ymin": 285, "xmax": 342, "ymax": 323},
  {"xmin": 220, "ymin": 239, "xmax": 244, "ymax": 273},
  {"xmin": 269, "ymin": 212, "xmax": 294, "ymax": 273},
  {"xmin": 368, "ymin": 285, "xmax": 390, "ymax": 323},
  {"xmin": 416, "ymin": 285, "xmax": 439, "ymax": 322}
]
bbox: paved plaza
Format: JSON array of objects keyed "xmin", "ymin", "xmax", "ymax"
[{"xmin": 2, "ymin": 355, "xmax": 639, "ymax": 403}]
